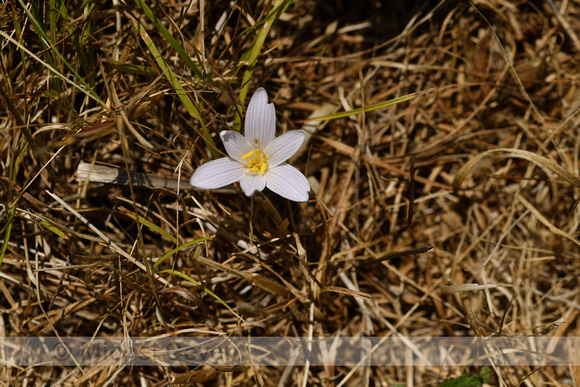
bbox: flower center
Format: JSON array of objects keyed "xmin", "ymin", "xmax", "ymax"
[{"xmin": 241, "ymin": 149, "xmax": 268, "ymax": 175}]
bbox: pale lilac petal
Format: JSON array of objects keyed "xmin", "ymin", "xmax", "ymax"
[
  {"xmin": 244, "ymin": 88, "xmax": 275, "ymax": 149},
  {"xmin": 190, "ymin": 157, "xmax": 246, "ymax": 189},
  {"xmin": 266, "ymin": 163, "xmax": 310, "ymax": 202},
  {"xmin": 239, "ymin": 173, "xmax": 267, "ymax": 197},
  {"xmin": 220, "ymin": 130, "xmax": 254, "ymax": 161},
  {"xmin": 263, "ymin": 130, "xmax": 305, "ymax": 168}
]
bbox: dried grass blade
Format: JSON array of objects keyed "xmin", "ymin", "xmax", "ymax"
[
  {"xmin": 321, "ymin": 286, "xmax": 372, "ymax": 300},
  {"xmin": 519, "ymin": 196, "xmax": 580, "ymax": 248},
  {"xmin": 44, "ymin": 190, "xmax": 170, "ymax": 286},
  {"xmin": 441, "ymin": 283, "xmax": 514, "ymax": 294},
  {"xmin": 248, "ymin": 273, "xmax": 290, "ymax": 297},
  {"xmin": 452, "ymin": 148, "xmax": 580, "ymax": 188}
]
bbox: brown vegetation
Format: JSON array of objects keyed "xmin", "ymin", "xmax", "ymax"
[{"xmin": 1, "ymin": 0, "xmax": 579, "ymax": 385}]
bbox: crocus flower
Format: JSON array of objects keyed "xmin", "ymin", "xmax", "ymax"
[{"xmin": 190, "ymin": 88, "xmax": 310, "ymax": 202}]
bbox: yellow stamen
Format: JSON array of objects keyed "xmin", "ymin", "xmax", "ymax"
[
  {"xmin": 244, "ymin": 148, "xmax": 269, "ymax": 175},
  {"xmin": 241, "ymin": 150, "xmax": 255, "ymax": 159}
]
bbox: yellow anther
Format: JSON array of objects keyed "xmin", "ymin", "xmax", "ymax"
[
  {"xmin": 260, "ymin": 161, "xmax": 267, "ymax": 175},
  {"xmin": 244, "ymin": 148, "xmax": 269, "ymax": 175},
  {"xmin": 241, "ymin": 150, "xmax": 255, "ymax": 159}
]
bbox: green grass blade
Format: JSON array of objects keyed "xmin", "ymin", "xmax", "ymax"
[
  {"xmin": 121, "ymin": 209, "xmax": 179, "ymax": 245},
  {"xmin": 16, "ymin": 0, "xmax": 105, "ymax": 108},
  {"xmin": 234, "ymin": 0, "xmax": 293, "ymax": 131},
  {"xmin": 0, "ymin": 142, "xmax": 20, "ymax": 268},
  {"xmin": 153, "ymin": 237, "xmax": 209, "ymax": 270},
  {"xmin": 49, "ymin": 0, "xmax": 58, "ymax": 47},
  {"xmin": 112, "ymin": 61, "xmax": 158, "ymax": 77},
  {"xmin": 300, "ymin": 93, "xmax": 417, "ymax": 122},
  {"xmin": 0, "ymin": 211, "xmax": 13, "ymax": 268},
  {"xmin": 133, "ymin": 0, "xmax": 202, "ymax": 78},
  {"xmin": 157, "ymin": 269, "xmax": 237, "ymax": 315},
  {"xmin": 71, "ymin": 4, "xmax": 97, "ymax": 87},
  {"xmin": 39, "ymin": 220, "xmax": 68, "ymax": 240},
  {"xmin": 126, "ymin": 11, "xmax": 218, "ymax": 157}
]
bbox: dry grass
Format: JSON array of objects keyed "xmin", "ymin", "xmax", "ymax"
[{"xmin": 1, "ymin": 0, "xmax": 580, "ymax": 385}]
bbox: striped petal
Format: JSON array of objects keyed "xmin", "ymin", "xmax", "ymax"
[
  {"xmin": 220, "ymin": 130, "xmax": 253, "ymax": 161},
  {"xmin": 190, "ymin": 157, "xmax": 246, "ymax": 189},
  {"xmin": 244, "ymin": 88, "xmax": 275, "ymax": 149},
  {"xmin": 266, "ymin": 163, "xmax": 310, "ymax": 202},
  {"xmin": 263, "ymin": 130, "xmax": 305, "ymax": 168},
  {"xmin": 239, "ymin": 173, "xmax": 267, "ymax": 197}
]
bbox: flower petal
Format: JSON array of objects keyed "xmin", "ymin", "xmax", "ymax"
[
  {"xmin": 190, "ymin": 157, "xmax": 246, "ymax": 189},
  {"xmin": 266, "ymin": 163, "xmax": 310, "ymax": 202},
  {"xmin": 239, "ymin": 173, "xmax": 267, "ymax": 197},
  {"xmin": 245, "ymin": 88, "xmax": 275, "ymax": 149},
  {"xmin": 263, "ymin": 130, "xmax": 305, "ymax": 168},
  {"xmin": 220, "ymin": 130, "xmax": 254, "ymax": 161}
]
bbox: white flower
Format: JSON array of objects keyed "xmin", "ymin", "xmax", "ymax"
[{"xmin": 190, "ymin": 88, "xmax": 310, "ymax": 202}]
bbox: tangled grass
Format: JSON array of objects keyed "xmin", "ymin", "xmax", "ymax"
[{"xmin": 1, "ymin": 0, "xmax": 579, "ymax": 385}]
